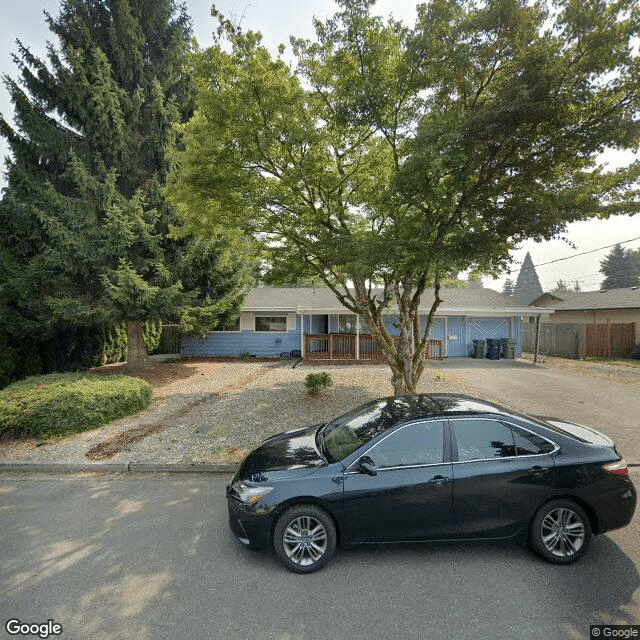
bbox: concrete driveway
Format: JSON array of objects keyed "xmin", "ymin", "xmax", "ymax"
[{"xmin": 433, "ymin": 359, "xmax": 640, "ymax": 463}]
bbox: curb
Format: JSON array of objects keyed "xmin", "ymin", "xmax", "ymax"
[
  {"xmin": 0, "ymin": 461, "xmax": 638, "ymax": 474},
  {"xmin": 0, "ymin": 462, "xmax": 238, "ymax": 475}
]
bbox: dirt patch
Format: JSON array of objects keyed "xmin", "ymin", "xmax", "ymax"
[{"xmin": 84, "ymin": 361, "xmax": 282, "ymax": 460}]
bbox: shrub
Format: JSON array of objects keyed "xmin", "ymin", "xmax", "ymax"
[
  {"xmin": 304, "ymin": 372, "xmax": 334, "ymax": 395},
  {"xmin": 0, "ymin": 372, "xmax": 152, "ymax": 439}
]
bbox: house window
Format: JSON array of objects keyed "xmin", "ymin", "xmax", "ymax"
[
  {"xmin": 338, "ymin": 314, "xmax": 356, "ymax": 334},
  {"xmin": 255, "ymin": 316, "xmax": 287, "ymax": 332},
  {"xmin": 359, "ymin": 317, "xmax": 371, "ymax": 335}
]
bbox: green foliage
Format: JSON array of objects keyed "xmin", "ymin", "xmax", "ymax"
[
  {"xmin": 514, "ymin": 253, "xmax": 543, "ymax": 304},
  {"xmin": 600, "ymin": 244, "xmax": 640, "ymax": 290},
  {"xmin": 502, "ymin": 278, "xmax": 515, "ymax": 297},
  {"xmin": 170, "ymin": 0, "xmax": 640, "ymax": 393},
  {"xmin": 304, "ymin": 372, "xmax": 334, "ymax": 395},
  {"xmin": 0, "ymin": 373, "xmax": 152, "ymax": 439},
  {"xmin": 0, "ymin": 0, "xmax": 252, "ymax": 372}
]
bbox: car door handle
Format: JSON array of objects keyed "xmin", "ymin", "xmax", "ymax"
[
  {"xmin": 529, "ymin": 466, "xmax": 549, "ymax": 477},
  {"xmin": 428, "ymin": 475, "xmax": 451, "ymax": 487}
]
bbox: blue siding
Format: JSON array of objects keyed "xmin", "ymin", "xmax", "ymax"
[
  {"xmin": 180, "ymin": 310, "xmax": 523, "ymax": 358},
  {"xmin": 181, "ymin": 312, "xmax": 302, "ymax": 357}
]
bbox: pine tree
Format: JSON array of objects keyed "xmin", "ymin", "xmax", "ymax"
[
  {"xmin": 501, "ymin": 278, "xmax": 515, "ymax": 297},
  {"xmin": 0, "ymin": 0, "xmax": 251, "ymax": 371},
  {"xmin": 514, "ymin": 252, "xmax": 543, "ymax": 304},
  {"xmin": 600, "ymin": 244, "xmax": 640, "ymax": 290}
]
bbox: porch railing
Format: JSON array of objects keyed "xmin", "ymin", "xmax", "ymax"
[{"xmin": 304, "ymin": 334, "xmax": 443, "ymax": 361}]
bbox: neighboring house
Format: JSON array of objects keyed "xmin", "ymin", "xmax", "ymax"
[
  {"xmin": 181, "ymin": 287, "xmax": 551, "ymax": 360},
  {"xmin": 530, "ymin": 287, "xmax": 640, "ymax": 335}
]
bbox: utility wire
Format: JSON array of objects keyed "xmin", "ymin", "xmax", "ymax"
[{"xmin": 504, "ymin": 235, "xmax": 640, "ymax": 278}]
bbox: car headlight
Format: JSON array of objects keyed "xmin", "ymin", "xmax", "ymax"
[{"xmin": 231, "ymin": 481, "xmax": 274, "ymax": 505}]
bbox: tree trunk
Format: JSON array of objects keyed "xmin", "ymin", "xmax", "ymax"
[{"xmin": 126, "ymin": 320, "xmax": 151, "ymax": 371}]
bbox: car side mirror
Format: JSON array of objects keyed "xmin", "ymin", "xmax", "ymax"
[{"xmin": 358, "ymin": 456, "xmax": 377, "ymax": 476}]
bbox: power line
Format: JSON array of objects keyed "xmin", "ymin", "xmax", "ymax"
[{"xmin": 504, "ymin": 235, "xmax": 640, "ymax": 278}]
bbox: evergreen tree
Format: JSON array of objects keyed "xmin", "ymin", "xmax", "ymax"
[
  {"xmin": 514, "ymin": 253, "xmax": 543, "ymax": 304},
  {"xmin": 0, "ymin": 0, "xmax": 252, "ymax": 372},
  {"xmin": 502, "ymin": 278, "xmax": 515, "ymax": 297},
  {"xmin": 599, "ymin": 244, "xmax": 640, "ymax": 290}
]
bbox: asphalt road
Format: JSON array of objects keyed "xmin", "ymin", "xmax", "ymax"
[
  {"xmin": 1, "ymin": 471, "xmax": 638, "ymax": 640},
  {"xmin": 433, "ymin": 359, "xmax": 640, "ymax": 463}
]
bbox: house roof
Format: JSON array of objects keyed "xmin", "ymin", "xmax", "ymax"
[
  {"xmin": 529, "ymin": 290, "xmax": 580, "ymax": 307},
  {"xmin": 539, "ymin": 287, "xmax": 640, "ymax": 312},
  {"xmin": 243, "ymin": 287, "xmax": 550, "ymax": 315}
]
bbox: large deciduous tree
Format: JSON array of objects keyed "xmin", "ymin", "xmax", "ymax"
[
  {"xmin": 0, "ymin": 0, "xmax": 252, "ymax": 372},
  {"xmin": 170, "ymin": 0, "xmax": 640, "ymax": 393}
]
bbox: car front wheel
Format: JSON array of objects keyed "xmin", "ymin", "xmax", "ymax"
[
  {"xmin": 529, "ymin": 499, "xmax": 592, "ymax": 564},
  {"xmin": 273, "ymin": 504, "xmax": 336, "ymax": 573}
]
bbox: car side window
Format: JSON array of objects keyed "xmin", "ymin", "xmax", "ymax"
[
  {"xmin": 453, "ymin": 419, "xmax": 516, "ymax": 461},
  {"xmin": 367, "ymin": 421, "xmax": 444, "ymax": 468},
  {"xmin": 513, "ymin": 430, "xmax": 545, "ymax": 455}
]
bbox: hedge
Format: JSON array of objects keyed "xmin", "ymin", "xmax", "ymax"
[{"xmin": 0, "ymin": 372, "xmax": 153, "ymax": 439}]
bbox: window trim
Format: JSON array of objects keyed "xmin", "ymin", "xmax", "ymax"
[
  {"xmin": 345, "ymin": 419, "xmax": 449, "ymax": 473},
  {"xmin": 450, "ymin": 417, "xmax": 559, "ymax": 464},
  {"xmin": 254, "ymin": 315, "xmax": 288, "ymax": 333}
]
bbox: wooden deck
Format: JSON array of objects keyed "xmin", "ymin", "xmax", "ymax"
[{"xmin": 304, "ymin": 334, "xmax": 443, "ymax": 362}]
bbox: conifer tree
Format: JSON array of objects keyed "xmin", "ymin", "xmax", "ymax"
[
  {"xmin": 600, "ymin": 244, "xmax": 640, "ymax": 290},
  {"xmin": 0, "ymin": 0, "xmax": 252, "ymax": 371},
  {"xmin": 501, "ymin": 278, "xmax": 515, "ymax": 297},
  {"xmin": 514, "ymin": 253, "xmax": 543, "ymax": 304}
]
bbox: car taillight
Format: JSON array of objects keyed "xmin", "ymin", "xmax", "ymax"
[{"xmin": 603, "ymin": 459, "xmax": 629, "ymax": 476}]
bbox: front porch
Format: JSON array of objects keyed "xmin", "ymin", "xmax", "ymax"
[{"xmin": 303, "ymin": 333, "xmax": 444, "ymax": 362}]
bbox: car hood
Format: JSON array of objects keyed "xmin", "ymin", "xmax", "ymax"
[{"xmin": 234, "ymin": 424, "xmax": 327, "ymax": 482}]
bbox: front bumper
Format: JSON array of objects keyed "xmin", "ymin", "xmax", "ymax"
[{"xmin": 226, "ymin": 486, "xmax": 276, "ymax": 552}]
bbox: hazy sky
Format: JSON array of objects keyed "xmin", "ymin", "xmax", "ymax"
[{"xmin": 1, "ymin": 0, "xmax": 639, "ymax": 292}]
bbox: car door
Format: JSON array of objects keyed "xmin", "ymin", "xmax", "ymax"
[
  {"xmin": 342, "ymin": 420, "xmax": 454, "ymax": 543},
  {"xmin": 450, "ymin": 418, "xmax": 556, "ymax": 538}
]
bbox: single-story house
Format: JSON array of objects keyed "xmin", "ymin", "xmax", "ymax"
[
  {"xmin": 181, "ymin": 287, "xmax": 552, "ymax": 361},
  {"xmin": 530, "ymin": 287, "xmax": 640, "ymax": 336}
]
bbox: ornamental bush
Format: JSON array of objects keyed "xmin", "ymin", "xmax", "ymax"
[
  {"xmin": 304, "ymin": 372, "xmax": 334, "ymax": 395},
  {"xmin": 0, "ymin": 373, "xmax": 152, "ymax": 439}
]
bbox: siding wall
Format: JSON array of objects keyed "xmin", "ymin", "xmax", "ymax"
[
  {"xmin": 181, "ymin": 311, "xmax": 523, "ymax": 358},
  {"xmin": 181, "ymin": 311, "xmax": 302, "ymax": 357}
]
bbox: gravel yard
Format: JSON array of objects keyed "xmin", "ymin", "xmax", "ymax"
[{"xmin": 0, "ymin": 357, "xmax": 498, "ymax": 467}]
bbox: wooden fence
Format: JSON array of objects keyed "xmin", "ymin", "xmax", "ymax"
[
  {"xmin": 522, "ymin": 322, "xmax": 636, "ymax": 358},
  {"xmin": 586, "ymin": 323, "xmax": 636, "ymax": 358},
  {"xmin": 159, "ymin": 324, "xmax": 181, "ymax": 354}
]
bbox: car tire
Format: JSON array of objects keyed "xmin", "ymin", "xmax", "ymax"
[
  {"xmin": 529, "ymin": 499, "xmax": 592, "ymax": 564},
  {"xmin": 273, "ymin": 504, "xmax": 337, "ymax": 573}
]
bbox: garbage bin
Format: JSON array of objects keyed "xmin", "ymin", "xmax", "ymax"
[
  {"xmin": 472, "ymin": 339, "xmax": 485, "ymax": 358},
  {"xmin": 505, "ymin": 339, "xmax": 516, "ymax": 359},
  {"xmin": 486, "ymin": 338, "xmax": 500, "ymax": 360}
]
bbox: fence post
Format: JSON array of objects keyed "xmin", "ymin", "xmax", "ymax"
[
  {"xmin": 534, "ymin": 316, "xmax": 541, "ymax": 363},
  {"xmin": 577, "ymin": 326, "xmax": 585, "ymax": 359}
]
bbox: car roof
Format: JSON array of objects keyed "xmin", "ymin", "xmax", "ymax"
[{"xmin": 387, "ymin": 394, "xmax": 507, "ymax": 421}]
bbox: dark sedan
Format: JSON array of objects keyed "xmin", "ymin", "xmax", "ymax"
[{"xmin": 226, "ymin": 394, "xmax": 636, "ymax": 573}]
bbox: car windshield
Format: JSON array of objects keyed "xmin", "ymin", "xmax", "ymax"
[{"xmin": 321, "ymin": 399, "xmax": 399, "ymax": 462}]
